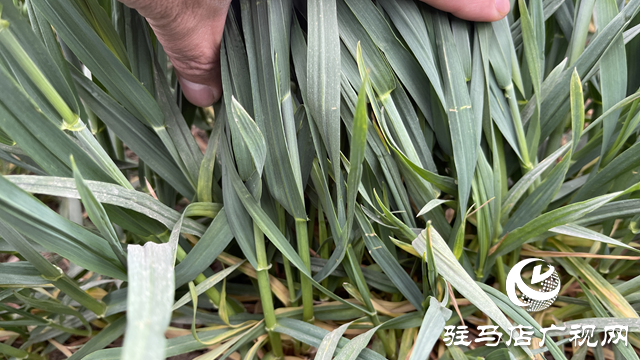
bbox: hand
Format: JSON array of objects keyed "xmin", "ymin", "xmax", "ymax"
[{"xmin": 119, "ymin": 0, "xmax": 510, "ymax": 107}]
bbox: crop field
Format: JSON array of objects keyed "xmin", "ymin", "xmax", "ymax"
[{"xmin": 0, "ymin": 0, "xmax": 640, "ymax": 359}]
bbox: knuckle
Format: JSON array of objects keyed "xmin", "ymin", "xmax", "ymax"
[{"xmin": 172, "ymin": 55, "xmax": 219, "ymax": 78}]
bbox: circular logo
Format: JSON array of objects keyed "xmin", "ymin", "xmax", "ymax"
[{"xmin": 506, "ymin": 258, "xmax": 560, "ymax": 312}]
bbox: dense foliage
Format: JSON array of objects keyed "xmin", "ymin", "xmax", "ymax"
[{"xmin": 1, "ymin": 0, "xmax": 640, "ymax": 359}]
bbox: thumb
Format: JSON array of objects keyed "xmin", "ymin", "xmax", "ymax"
[
  {"xmin": 122, "ymin": 0, "xmax": 231, "ymax": 107},
  {"xmin": 419, "ymin": 0, "xmax": 510, "ymax": 22},
  {"xmin": 169, "ymin": 19, "xmax": 225, "ymax": 108}
]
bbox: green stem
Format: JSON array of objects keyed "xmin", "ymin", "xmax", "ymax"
[
  {"xmin": 279, "ymin": 207, "xmax": 301, "ymax": 355},
  {"xmin": 0, "ymin": 21, "xmax": 132, "ymax": 189},
  {"xmin": 281, "ymin": 257, "xmax": 297, "ymax": 306},
  {"xmin": 277, "ymin": 205, "xmax": 297, "ymax": 307},
  {"xmin": 54, "ymin": 277, "xmax": 107, "ymax": 317},
  {"xmin": 296, "ymin": 218, "xmax": 314, "ymax": 323},
  {"xmin": 346, "ymin": 246, "xmax": 395, "ymax": 359},
  {"xmin": 0, "ymin": 219, "xmax": 108, "ymax": 316},
  {"xmin": 509, "ymin": 247, "xmax": 521, "ymax": 268},
  {"xmin": 599, "ymin": 231, "xmax": 635, "ymax": 273},
  {"xmin": 113, "ymin": 134, "xmax": 125, "ymax": 161},
  {"xmin": 0, "ymin": 342, "xmax": 45, "ymax": 360},
  {"xmin": 76, "ymin": 127, "xmax": 133, "ymax": 189},
  {"xmin": 175, "ymin": 245, "xmax": 233, "ymax": 315},
  {"xmin": 603, "ymin": 99, "xmax": 640, "ymax": 167},
  {"xmin": 0, "ymin": 23, "xmax": 78, "ymax": 129},
  {"xmin": 318, "ymin": 204, "xmax": 329, "ymax": 297},
  {"xmin": 87, "ymin": 110, "xmax": 114, "ymax": 159},
  {"xmin": 542, "ymin": 113, "xmax": 569, "ymax": 178},
  {"xmin": 254, "ymin": 222, "xmax": 284, "ymax": 359},
  {"xmin": 307, "ymin": 206, "xmax": 317, "ymax": 279},
  {"xmin": 505, "ymin": 83, "xmax": 532, "ymax": 172},
  {"xmin": 377, "ymin": 329, "xmax": 396, "ymax": 360},
  {"xmin": 495, "ymin": 256, "xmax": 506, "ymax": 292}
]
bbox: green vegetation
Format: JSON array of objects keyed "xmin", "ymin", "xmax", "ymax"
[{"xmin": 1, "ymin": 0, "xmax": 640, "ymax": 359}]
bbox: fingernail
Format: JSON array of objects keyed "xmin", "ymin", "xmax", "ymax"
[
  {"xmin": 179, "ymin": 78, "xmax": 217, "ymax": 107},
  {"xmin": 495, "ymin": 0, "xmax": 510, "ymax": 15}
]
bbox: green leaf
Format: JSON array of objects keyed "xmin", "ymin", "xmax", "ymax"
[
  {"xmin": 274, "ymin": 318, "xmax": 386, "ymax": 360},
  {"xmin": 491, "ymin": 18, "xmax": 524, "ymax": 94},
  {"xmin": 221, "ymin": 34, "xmax": 254, "ymax": 180},
  {"xmin": 434, "ymin": 11, "xmax": 476, "ymax": 211},
  {"xmin": 0, "ymin": 342, "xmax": 36, "ymax": 359},
  {"xmin": 518, "ymin": 1, "xmax": 543, "ymax": 93},
  {"xmin": 344, "ymin": 67, "xmax": 369, "ymax": 236},
  {"xmin": 477, "ymin": 282, "xmax": 567, "ymax": 360},
  {"xmin": 572, "ymin": 140, "xmax": 640, "ymax": 202},
  {"xmin": 310, "ymin": 63, "xmax": 371, "ymax": 284},
  {"xmin": 495, "ymin": 191, "xmax": 625, "ymax": 257},
  {"xmin": 570, "ymin": 69, "xmax": 585, "ymax": 154},
  {"xmin": 502, "ymin": 152, "xmax": 571, "ymax": 233},
  {"xmin": 316, "ymin": 321, "xmax": 353, "ymax": 360},
  {"xmin": 408, "ymin": 297, "xmax": 452, "ymax": 360},
  {"xmin": 72, "ymin": 0, "xmax": 130, "ymax": 69},
  {"xmin": 0, "ymin": 220, "xmax": 106, "ymax": 315},
  {"xmin": 221, "ymin": 153, "xmax": 259, "ymax": 269},
  {"xmin": 307, "ymin": 0, "xmax": 341, "ymax": 179},
  {"xmin": 68, "ymin": 316, "xmax": 126, "ymax": 360},
  {"xmin": 71, "ymin": 156, "xmax": 127, "ymax": 268},
  {"xmin": 71, "ymin": 67, "xmax": 194, "ymax": 198},
  {"xmin": 34, "ymin": 0, "xmax": 164, "ymax": 131},
  {"xmin": 501, "ymin": 143, "xmax": 571, "ymax": 218},
  {"xmin": 242, "ymin": 0, "xmax": 305, "ymax": 218},
  {"xmin": 596, "ymin": 0, "xmax": 627, "ymax": 160},
  {"xmin": 0, "ymin": 175, "xmax": 126, "ymax": 280},
  {"xmin": 336, "ymin": 0, "xmax": 395, "ymax": 96},
  {"xmin": 334, "ymin": 325, "xmax": 381, "ymax": 360},
  {"xmin": 231, "ymin": 97, "xmax": 267, "ymax": 176},
  {"xmin": 220, "ymin": 140, "xmax": 369, "ymax": 314},
  {"xmin": 553, "ymin": 240, "xmax": 639, "ymax": 318},
  {"xmin": 537, "ymin": 0, "xmax": 640, "ymax": 138},
  {"xmin": 197, "ymin": 109, "xmax": 224, "ymax": 202},
  {"xmin": 175, "ymin": 209, "xmax": 234, "ymax": 287},
  {"xmin": 393, "ymin": 148, "xmax": 457, "ymax": 195},
  {"xmin": 549, "ymin": 223, "xmax": 639, "ymax": 252},
  {"xmin": 172, "ymin": 261, "xmax": 244, "ymax": 311},
  {"xmin": 152, "ymin": 57, "xmax": 203, "ymax": 187},
  {"xmin": 568, "ymin": 0, "xmax": 596, "ymax": 66},
  {"xmin": 13, "ymin": 291, "xmax": 92, "ymax": 335},
  {"xmin": 376, "ymin": 0, "xmax": 444, "ymax": 102},
  {"xmin": 413, "ymin": 225, "xmax": 533, "ymax": 360},
  {"xmin": 417, "ymin": 199, "xmax": 455, "ymax": 218},
  {"xmin": 6, "ymin": 175, "xmax": 206, "ymax": 237},
  {"xmin": 83, "ymin": 323, "xmax": 262, "ymax": 360},
  {"xmin": 0, "ymin": 0, "xmax": 79, "ymax": 117},
  {"xmin": 0, "ymin": 64, "xmax": 110, "ymax": 183},
  {"xmin": 344, "ymin": 0, "xmax": 442, "ymax": 119},
  {"xmin": 0, "ymin": 262, "xmax": 50, "ymax": 287},
  {"xmin": 121, "ymin": 241, "xmax": 175, "ymax": 360}
]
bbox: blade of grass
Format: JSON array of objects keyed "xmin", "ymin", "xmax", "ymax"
[
  {"xmin": 596, "ymin": 0, "xmax": 627, "ymax": 165},
  {"xmin": 316, "ymin": 321, "xmax": 354, "ymax": 360},
  {"xmin": 308, "ymin": 0, "xmax": 341, "ymax": 182},
  {"xmin": 0, "ymin": 175, "xmax": 126, "ymax": 279},
  {"xmin": 433, "ymin": 11, "xmax": 477, "ymax": 212},
  {"xmin": 71, "ymin": 157, "xmax": 127, "ymax": 268},
  {"xmin": 408, "ymin": 297, "xmax": 452, "ymax": 360},
  {"xmin": 121, "ymin": 241, "xmax": 174, "ymax": 360}
]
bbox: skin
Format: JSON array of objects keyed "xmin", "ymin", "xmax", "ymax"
[{"xmin": 119, "ymin": 0, "xmax": 510, "ymax": 107}]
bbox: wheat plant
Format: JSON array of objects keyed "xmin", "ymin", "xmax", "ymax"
[{"xmin": 0, "ymin": 0, "xmax": 640, "ymax": 359}]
